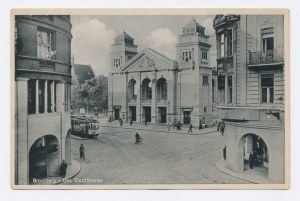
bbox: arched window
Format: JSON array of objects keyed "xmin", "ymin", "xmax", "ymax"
[
  {"xmin": 142, "ymin": 78, "xmax": 152, "ymax": 100},
  {"xmin": 157, "ymin": 78, "xmax": 167, "ymax": 100},
  {"xmin": 128, "ymin": 79, "xmax": 137, "ymax": 100}
]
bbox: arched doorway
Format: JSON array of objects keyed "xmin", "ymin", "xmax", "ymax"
[
  {"xmin": 29, "ymin": 135, "xmax": 60, "ymax": 183},
  {"xmin": 238, "ymin": 134, "xmax": 269, "ymax": 177},
  {"xmin": 65, "ymin": 130, "xmax": 71, "ymax": 165}
]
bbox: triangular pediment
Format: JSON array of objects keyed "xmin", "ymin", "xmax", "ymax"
[{"xmin": 121, "ymin": 48, "xmax": 176, "ymax": 73}]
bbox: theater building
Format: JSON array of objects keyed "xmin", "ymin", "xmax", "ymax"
[
  {"xmin": 14, "ymin": 15, "xmax": 72, "ymax": 184},
  {"xmin": 213, "ymin": 15, "xmax": 285, "ymax": 182},
  {"xmin": 108, "ymin": 18, "xmax": 218, "ymax": 125}
]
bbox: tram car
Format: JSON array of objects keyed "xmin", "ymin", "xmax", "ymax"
[{"xmin": 71, "ymin": 115, "xmax": 100, "ymax": 139}]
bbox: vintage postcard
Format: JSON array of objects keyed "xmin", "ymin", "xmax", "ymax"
[{"xmin": 11, "ymin": 9, "xmax": 290, "ymax": 189}]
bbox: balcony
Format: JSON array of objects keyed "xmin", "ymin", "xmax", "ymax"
[
  {"xmin": 141, "ymin": 99, "xmax": 152, "ymax": 104},
  {"xmin": 128, "ymin": 98, "xmax": 137, "ymax": 104},
  {"xmin": 247, "ymin": 50, "xmax": 284, "ymax": 67},
  {"xmin": 157, "ymin": 99, "xmax": 167, "ymax": 105}
]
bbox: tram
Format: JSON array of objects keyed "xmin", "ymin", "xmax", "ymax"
[{"xmin": 71, "ymin": 115, "xmax": 100, "ymax": 139}]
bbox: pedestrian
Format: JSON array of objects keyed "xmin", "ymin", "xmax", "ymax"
[
  {"xmin": 223, "ymin": 146, "xmax": 226, "ymax": 161},
  {"xmin": 145, "ymin": 120, "xmax": 147, "ymax": 126},
  {"xmin": 120, "ymin": 119, "xmax": 123, "ymax": 126},
  {"xmin": 130, "ymin": 118, "xmax": 133, "ymax": 126},
  {"xmin": 135, "ymin": 132, "xmax": 141, "ymax": 144},
  {"xmin": 249, "ymin": 151, "xmax": 254, "ymax": 169},
  {"xmin": 79, "ymin": 143, "xmax": 85, "ymax": 160},
  {"xmin": 199, "ymin": 120, "xmax": 203, "ymax": 130},
  {"xmin": 220, "ymin": 121, "xmax": 225, "ymax": 135},
  {"xmin": 59, "ymin": 160, "xmax": 68, "ymax": 178},
  {"xmin": 188, "ymin": 123, "xmax": 193, "ymax": 133}
]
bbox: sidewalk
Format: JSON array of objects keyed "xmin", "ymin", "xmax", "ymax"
[
  {"xmin": 216, "ymin": 159, "xmax": 274, "ymax": 184},
  {"xmin": 99, "ymin": 118, "xmax": 219, "ymax": 135},
  {"xmin": 31, "ymin": 159, "xmax": 81, "ymax": 185}
]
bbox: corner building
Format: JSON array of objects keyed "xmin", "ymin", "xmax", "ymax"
[
  {"xmin": 213, "ymin": 15, "xmax": 285, "ymax": 182},
  {"xmin": 15, "ymin": 15, "xmax": 72, "ymax": 184},
  {"xmin": 108, "ymin": 19, "xmax": 218, "ymax": 126}
]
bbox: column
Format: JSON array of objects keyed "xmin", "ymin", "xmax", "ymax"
[
  {"xmin": 16, "ymin": 78, "xmax": 29, "ymax": 184},
  {"xmin": 136, "ymin": 73, "xmax": 141, "ymax": 123},
  {"xmin": 44, "ymin": 80, "xmax": 48, "ymax": 113},
  {"xmin": 151, "ymin": 77, "xmax": 157, "ymax": 123},
  {"xmin": 51, "ymin": 81, "xmax": 55, "ymax": 112},
  {"xmin": 35, "ymin": 80, "xmax": 39, "ymax": 114},
  {"xmin": 225, "ymin": 75, "xmax": 228, "ymax": 104}
]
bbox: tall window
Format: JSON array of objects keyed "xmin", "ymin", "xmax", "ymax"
[
  {"xmin": 228, "ymin": 76, "xmax": 232, "ymax": 103},
  {"xmin": 203, "ymin": 75, "xmax": 209, "ymax": 85},
  {"xmin": 28, "ymin": 80, "xmax": 36, "ymax": 114},
  {"xmin": 261, "ymin": 74, "xmax": 274, "ymax": 103},
  {"xmin": 220, "ymin": 33, "xmax": 225, "ymax": 57},
  {"xmin": 212, "ymin": 79, "xmax": 215, "ymax": 103},
  {"xmin": 38, "ymin": 80, "xmax": 45, "ymax": 113},
  {"xmin": 202, "ymin": 50, "xmax": 208, "ymax": 62},
  {"xmin": 262, "ymin": 28, "xmax": 274, "ymax": 51},
  {"xmin": 227, "ymin": 29, "xmax": 233, "ymax": 56},
  {"xmin": 37, "ymin": 29, "xmax": 55, "ymax": 59},
  {"xmin": 182, "ymin": 50, "xmax": 192, "ymax": 62}
]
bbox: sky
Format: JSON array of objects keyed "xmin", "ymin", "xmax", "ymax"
[{"xmin": 71, "ymin": 15, "xmax": 216, "ymax": 76}]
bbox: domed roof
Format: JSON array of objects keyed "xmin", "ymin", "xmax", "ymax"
[
  {"xmin": 114, "ymin": 31, "xmax": 135, "ymax": 45},
  {"xmin": 182, "ymin": 17, "xmax": 206, "ymax": 35}
]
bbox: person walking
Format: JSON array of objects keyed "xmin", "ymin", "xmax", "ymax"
[
  {"xmin": 199, "ymin": 120, "xmax": 203, "ymax": 130},
  {"xmin": 223, "ymin": 146, "xmax": 226, "ymax": 161},
  {"xmin": 249, "ymin": 151, "xmax": 254, "ymax": 169},
  {"xmin": 130, "ymin": 118, "xmax": 133, "ymax": 126},
  {"xmin": 120, "ymin": 119, "xmax": 123, "ymax": 126},
  {"xmin": 59, "ymin": 160, "xmax": 68, "ymax": 178},
  {"xmin": 188, "ymin": 123, "xmax": 193, "ymax": 133},
  {"xmin": 79, "ymin": 143, "xmax": 85, "ymax": 161}
]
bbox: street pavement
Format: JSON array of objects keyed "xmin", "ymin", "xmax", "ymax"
[{"xmin": 63, "ymin": 120, "xmax": 250, "ymax": 185}]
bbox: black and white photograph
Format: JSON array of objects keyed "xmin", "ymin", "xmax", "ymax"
[{"xmin": 12, "ymin": 9, "xmax": 289, "ymax": 189}]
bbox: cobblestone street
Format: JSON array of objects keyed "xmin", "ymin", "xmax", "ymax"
[{"xmin": 63, "ymin": 121, "xmax": 249, "ymax": 185}]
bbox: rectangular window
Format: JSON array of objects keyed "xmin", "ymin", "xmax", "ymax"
[
  {"xmin": 202, "ymin": 51, "xmax": 208, "ymax": 62},
  {"xmin": 203, "ymin": 75, "xmax": 209, "ymax": 85},
  {"xmin": 182, "ymin": 50, "xmax": 192, "ymax": 62},
  {"xmin": 37, "ymin": 29, "xmax": 56, "ymax": 59},
  {"xmin": 261, "ymin": 74, "xmax": 274, "ymax": 103},
  {"xmin": 113, "ymin": 58, "xmax": 121, "ymax": 67}
]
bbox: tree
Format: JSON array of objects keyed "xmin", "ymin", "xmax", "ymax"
[{"xmin": 71, "ymin": 75, "xmax": 108, "ymax": 114}]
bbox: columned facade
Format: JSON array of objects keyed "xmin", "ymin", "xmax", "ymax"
[
  {"xmin": 15, "ymin": 15, "xmax": 72, "ymax": 185},
  {"xmin": 109, "ymin": 19, "xmax": 218, "ymax": 126}
]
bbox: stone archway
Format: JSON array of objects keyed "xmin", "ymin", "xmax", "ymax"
[
  {"xmin": 29, "ymin": 135, "xmax": 60, "ymax": 183},
  {"xmin": 237, "ymin": 133, "xmax": 269, "ymax": 177}
]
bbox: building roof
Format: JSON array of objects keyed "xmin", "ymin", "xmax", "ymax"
[
  {"xmin": 72, "ymin": 64, "xmax": 95, "ymax": 84},
  {"xmin": 182, "ymin": 17, "xmax": 206, "ymax": 36}
]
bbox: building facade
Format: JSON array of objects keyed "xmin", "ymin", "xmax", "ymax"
[
  {"xmin": 108, "ymin": 19, "xmax": 218, "ymax": 126},
  {"xmin": 213, "ymin": 15, "xmax": 285, "ymax": 182},
  {"xmin": 15, "ymin": 15, "xmax": 72, "ymax": 184}
]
